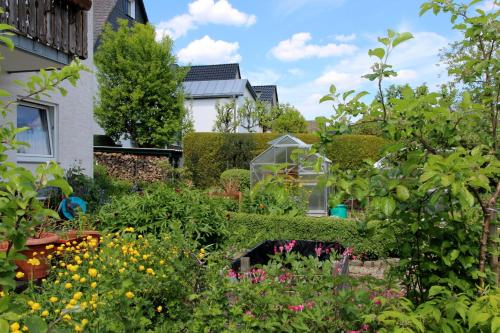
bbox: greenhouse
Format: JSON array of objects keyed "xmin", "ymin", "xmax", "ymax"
[{"xmin": 250, "ymin": 135, "xmax": 331, "ymax": 216}]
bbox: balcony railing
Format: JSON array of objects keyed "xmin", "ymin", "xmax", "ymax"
[{"xmin": 0, "ymin": 0, "xmax": 91, "ymax": 60}]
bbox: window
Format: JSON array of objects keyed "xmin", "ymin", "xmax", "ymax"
[
  {"xmin": 17, "ymin": 103, "xmax": 55, "ymax": 160},
  {"xmin": 126, "ymin": 0, "xmax": 136, "ymax": 19}
]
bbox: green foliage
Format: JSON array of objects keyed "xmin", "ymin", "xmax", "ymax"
[
  {"xmin": 317, "ymin": 1, "xmax": 500, "ymax": 302},
  {"xmin": 271, "ymin": 103, "xmax": 308, "ymax": 133},
  {"xmin": 23, "ymin": 228, "xmax": 204, "ymax": 332},
  {"xmin": 213, "ymin": 100, "xmax": 238, "ymax": 133},
  {"xmin": 227, "ymin": 213, "xmax": 400, "ymax": 259},
  {"xmin": 98, "ymin": 184, "xmax": 228, "ymax": 247},
  {"xmin": 94, "ymin": 20, "xmax": 187, "ymax": 147},
  {"xmin": 220, "ymin": 169, "xmax": 250, "ymax": 192},
  {"xmin": 65, "ymin": 164, "xmax": 133, "ymax": 212},
  {"xmin": 184, "ymin": 132, "xmax": 383, "ymax": 187},
  {"xmin": 325, "ymin": 135, "xmax": 387, "ymax": 170},
  {"xmin": 237, "ymin": 98, "xmax": 259, "ymax": 132}
]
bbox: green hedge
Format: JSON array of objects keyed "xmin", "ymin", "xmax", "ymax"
[
  {"xmin": 226, "ymin": 212, "xmax": 400, "ymax": 259},
  {"xmin": 183, "ymin": 132, "xmax": 386, "ymax": 188}
]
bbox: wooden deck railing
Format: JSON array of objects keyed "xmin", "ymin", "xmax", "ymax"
[{"xmin": 0, "ymin": 0, "xmax": 90, "ymax": 59}]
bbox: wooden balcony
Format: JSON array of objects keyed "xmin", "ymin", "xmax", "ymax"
[{"xmin": 0, "ymin": 0, "xmax": 91, "ymax": 72}]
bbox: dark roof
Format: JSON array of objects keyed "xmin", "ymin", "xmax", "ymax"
[
  {"xmin": 253, "ymin": 85, "xmax": 278, "ymax": 105},
  {"xmin": 184, "ymin": 64, "xmax": 241, "ymax": 82}
]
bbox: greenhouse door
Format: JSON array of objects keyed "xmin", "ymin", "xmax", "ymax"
[{"xmin": 304, "ymin": 183, "xmax": 327, "ymax": 216}]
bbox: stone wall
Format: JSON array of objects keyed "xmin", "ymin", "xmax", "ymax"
[
  {"xmin": 94, "ymin": 152, "xmax": 169, "ymax": 182},
  {"xmin": 335, "ymin": 258, "xmax": 400, "ymax": 279}
]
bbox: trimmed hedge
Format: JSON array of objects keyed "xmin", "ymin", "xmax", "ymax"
[
  {"xmin": 183, "ymin": 132, "xmax": 386, "ymax": 188},
  {"xmin": 226, "ymin": 212, "xmax": 400, "ymax": 259}
]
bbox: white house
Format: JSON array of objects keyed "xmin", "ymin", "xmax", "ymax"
[
  {"xmin": 183, "ymin": 64, "xmax": 278, "ymax": 133},
  {"xmin": 0, "ymin": 0, "xmax": 95, "ymax": 175}
]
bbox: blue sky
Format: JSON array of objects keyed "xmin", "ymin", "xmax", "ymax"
[{"xmin": 143, "ymin": 0, "xmax": 495, "ymax": 120}]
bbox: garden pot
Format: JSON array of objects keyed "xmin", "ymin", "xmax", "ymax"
[
  {"xmin": 0, "ymin": 233, "xmax": 59, "ymax": 281},
  {"xmin": 330, "ymin": 204, "xmax": 348, "ymax": 219}
]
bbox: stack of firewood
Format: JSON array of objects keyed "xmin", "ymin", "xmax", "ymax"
[{"xmin": 94, "ymin": 152, "xmax": 168, "ymax": 182}]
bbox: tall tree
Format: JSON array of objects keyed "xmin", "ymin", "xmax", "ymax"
[
  {"xmin": 271, "ymin": 104, "xmax": 308, "ymax": 133},
  {"xmin": 213, "ymin": 100, "xmax": 238, "ymax": 133},
  {"xmin": 94, "ymin": 20, "xmax": 187, "ymax": 148}
]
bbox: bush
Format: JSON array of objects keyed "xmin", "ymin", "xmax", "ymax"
[
  {"xmin": 220, "ymin": 169, "xmax": 250, "ymax": 192},
  {"xmin": 184, "ymin": 132, "xmax": 385, "ymax": 187},
  {"xmin": 227, "ymin": 213, "xmax": 401, "ymax": 259},
  {"xmin": 65, "ymin": 164, "xmax": 132, "ymax": 212},
  {"xmin": 98, "ymin": 184, "xmax": 228, "ymax": 247}
]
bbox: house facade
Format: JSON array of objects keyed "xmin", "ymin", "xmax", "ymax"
[
  {"xmin": 183, "ymin": 64, "xmax": 279, "ymax": 133},
  {"xmin": 0, "ymin": 0, "xmax": 95, "ymax": 175}
]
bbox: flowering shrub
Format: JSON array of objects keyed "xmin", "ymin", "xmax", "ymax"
[{"xmin": 11, "ymin": 224, "xmax": 204, "ymax": 332}]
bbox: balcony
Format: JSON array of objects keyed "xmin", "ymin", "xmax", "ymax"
[{"xmin": 0, "ymin": 0, "xmax": 92, "ymax": 73}]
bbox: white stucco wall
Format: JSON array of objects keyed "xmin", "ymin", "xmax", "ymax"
[
  {"xmin": 188, "ymin": 83, "xmax": 262, "ymax": 133},
  {"xmin": 0, "ymin": 8, "xmax": 95, "ymax": 176}
]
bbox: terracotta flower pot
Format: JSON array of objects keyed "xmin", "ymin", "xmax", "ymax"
[{"xmin": 0, "ymin": 233, "xmax": 59, "ymax": 281}]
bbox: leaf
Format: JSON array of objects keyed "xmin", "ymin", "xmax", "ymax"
[
  {"xmin": 368, "ymin": 47, "xmax": 385, "ymax": 60},
  {"xmin": 0, "ymin": 320, "xmax": 8, "ymax": 333},
  {"xmin": 392, "ymin": 32, "xmax": 414, "ymax": 47},
  {"xmin": 396, "ymin": 185, "xmax": 410, "ymax": 201},
  {"xmin": 492, "ymin": 316, "xmax": 500, "ymax": 333},
  {"xmin": 25, "ymin": 316, "xmax": 48, "ymax": 333},
  {"xmin": 428, "ymin": 285, "xmax": 446, "ymax": 297},
  {"xmin": 380, "ymin": 196, "xmax": 396, "ymax": 216},
  {"xmin": 329, "ymin": 84, "xmax": 336, "ymax": 94},
  {"xmin": 319, "ymin": 95, "xmax": 334, "ymax": 104}
]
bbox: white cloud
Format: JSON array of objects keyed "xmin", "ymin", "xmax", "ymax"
[
  {"xmin": 247, "ymin": 69, "xmax": 281, "ymax": 85},
  {"xmin": 156, "ymin": 0, "xmax": 256, "ymax": 40},
  {"xmin": 177, "ymin": 36, "xmax": 242, "ymax": 64},
  {"xmin": 476, "ymin": 0, "xmax": 499, "ymax": 12},
  {"xmin": 278, "ymin": 31, "xmax": 450, "ymax": 119},
  {"xmin": 333, "ymin": 33, "xmax": 356, "ymax": 42},
  {"xmin": 270, "ymin": 32, "xmax": 357, "ymax": 62}
]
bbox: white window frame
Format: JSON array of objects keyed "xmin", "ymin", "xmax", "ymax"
[
  {"xmin": 127, "ymin": 0, "xmax": 136, "ymax": 19},
  {"xmin": 16, "ymin": 100, "xmax": 58, "ymax": 163}
]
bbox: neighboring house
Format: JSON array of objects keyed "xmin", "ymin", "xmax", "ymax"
[
  {"xmin": 0, "ymin": 0, "xmax": 95, "ymax": 175},
  {"xmin": 183, "ymin": 63, "xmax": 279, "ymax": 133}
]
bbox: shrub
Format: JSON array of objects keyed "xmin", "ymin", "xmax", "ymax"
[
  {"xmin": 220, "ymin": 169, "xmax": 250, "ymax": 192},
  {"xmin": 183, "ymin": 132, "xmax": 385, "ymax": 187},
  {"xmin": 65, "ymin": 164, "xmax": 132, "ymax": 212},
  {"xmin": 226, "ymin": 213, "xmax": 401, "ymax": 259},
  {"xmin": 24, "ymin": 227, "xmax": 204, "ymax": 332},
  {"xmin": 98, "ymin": 184, "xmax": 228, "ymax": 247}
]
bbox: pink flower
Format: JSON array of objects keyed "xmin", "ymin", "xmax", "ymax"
[
  {"xmin": 244, "ymin": 310, "xmax": 255, "ymax": 318},
  {"xmin": 306, "ymin": 301, "xmax": 315, "ymax": 309},
  {"xmin": 227, "ymin": 269, "xmax": 237, "ymax": 278},
  {"xmin": 374, "ymin": 298, "xmax": 382, "ymax": 306},
  {"xmin": 342, "ymin": 247, "xmax": 353, "ymax": 256},
  {"xmin": 362, "ymin": 324, "xmax": 370, "ymax": 331},
  {"xmin": 288, "ymin": 304, "xmax": 305, "ymax": 312},
  {"xmin": 314, "ymin": 246, "xmax": 322, "ymax": 257},
  {"xmin": 285, "ymin": 240, "xmax": 296, "ymax": 253},
  {"xmin": 279, "ymin": 246, "xmax": 284, "ymax": 253},
  {"xmin": 278, "ymin": 272, "xmax": 292, "ymax": 283},
  {"xmin": 274, "ymin": 246, "xmax": 278, "ymax": 254}
]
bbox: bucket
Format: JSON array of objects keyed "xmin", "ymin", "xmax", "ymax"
[{"xmin": 330, "ymin": 204, "xmax": 348, "ymax": 219}]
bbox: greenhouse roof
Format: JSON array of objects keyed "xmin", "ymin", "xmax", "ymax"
[{"xmin": 268, "ymin": 134, "xmax": 310, "ymax": 148}]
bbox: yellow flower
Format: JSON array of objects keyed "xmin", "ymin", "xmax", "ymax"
[
  {"xmin": 15, "ymin": 272, "xmax": 25, "ymax": 279},
  {"xmin": 65, "ymin": 283, "xmax": 72, "ymax": 289},
  {"xmin": 46, "ymin": 244, "xmax": 54, "ymax": 250},
  {"xmin": 81, "ymin": 319, "xmax": 89, "ymax": 326},
  {"xmin": 119, "ymin": 268, "xmax": 125, "ymax": 273},
  {"xmin": 156, "ymin": 306, "xmax": 163, "ymax": 313},
  {"xmin": 67, "ymin": 264, "xmax": 78, "ymax": 272},
  {"xmin": 79, "ymin": 277, "xmax": 87, "ymax": 283},
  {"xmin": 30, "ymin": 302, "xmax": 41, "ymax": 311},
  {"xmin": 49, "ymin": 296, "xmax": 58, "ymax": 303},
  {"xmin": 63, "ymin": 314, "xmax": 71, "ymax": 321},
  {"xmin": 69, "ymin": 299, "xmax": 77, "ymax": 306},
  {"xmin": 22, "ymin": 326, "xmax": 28, "ymax": 332},
  {"xmin": 47, "ymin": 255, "xmax": 53, "ymax": 260},
  {"xmin": 72, "ymin": 274, "xmax": 81, "ymax": 281},
  {"xmin": 125, "ymin": 291, "xmax": 134, "ymax": 299},
  {"xmin": 146, "ymin": 268, "xmax": 154, "ymax": 275},
  {"xmin": 41, "ymin": 310, "xmax": 49, "ymax": 317},
  {"xmin": 138, "ymin": 265, "xmax": 145, "ymax": 271},
  {"xmin": 83, "ymin": 253, "xmax": 90, "ymax": 259},
  {"xmin": 159, "ymin": 260, "xmax": 165, "ymax": 265},
  {"xmin": 88, "ymin": 268, "xmax": 98, "ymax": 277},
  {"xmin": 124, "ymin": 227, "xmax": 134, "ymax": 232},
  {"xmin": 27, "ymin": 258, "xmax": 41, "ymax": 266},
  {"xmin": 10, "ymin": 322, "xmax": 20, "ymax": 331},
  {"xmin": 74, "ymin": 325, "xmax": 83, "ymax": 332},
  {"xmin": 73, "ymin": 292, "xmax": 83, "ymax": 300},
  {"xmin": 90, "ymin": 282, "xmax": 97, "ymax": 289}
]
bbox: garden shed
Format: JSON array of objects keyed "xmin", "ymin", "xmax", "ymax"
[{"xmin": 250, "ymin": 135, "xmax": 331, "ymax": 216}]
